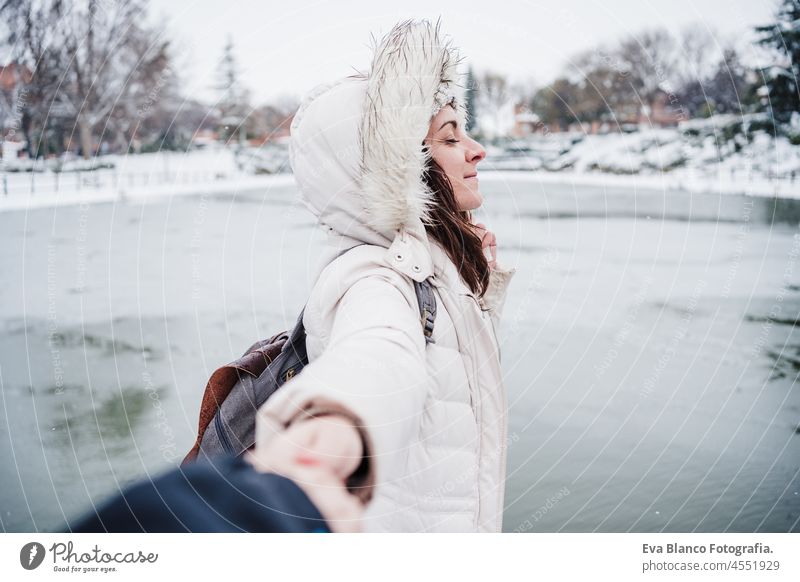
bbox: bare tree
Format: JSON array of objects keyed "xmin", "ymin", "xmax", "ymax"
[
  {"xmin": 1, "ymin": 0, "xmax": 70, "ymax": 157},
  {"xmin": 569, "ymin": 47, "xmax": 637, "ymax": 125},
  {"xmin": 532, "ymin": 77, "xmax": 581, "ymax": 131},
  {"xmin": 676, "ymin": 24, "xmax": 721, "ymax": 89},
  {"xmin": 475, "ymin": 70, "xmax": 512, "ymax": 139},
  {"xmin": 616, "ymin": 28, "xmax": 679, "ymax": 117},
  {"xmin": 1, "ymin": 0, "xmax": 173, "ymax": 158}
]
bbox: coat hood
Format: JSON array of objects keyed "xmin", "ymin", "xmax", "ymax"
[{"xmin": 289, "ymin": 20, "xmax": 467, "ymax": 267}]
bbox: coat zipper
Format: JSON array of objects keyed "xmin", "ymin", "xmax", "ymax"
[
  {"xmin": 467, "ymin": 291, "xmax": 508, "ymax": 533},
  {"xmin": 496, "ymin": 371, "xmax": 508, "ymax": 532},
  {"xmin": 461, "ymin": 292, "xmax": 485, "ymax": 530}
]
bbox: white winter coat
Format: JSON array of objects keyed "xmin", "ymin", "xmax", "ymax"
[{"xmin": 256, "ymin": 21, "xmax": 516, "ymax": 532}]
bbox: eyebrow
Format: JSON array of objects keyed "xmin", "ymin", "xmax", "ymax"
[{"xmin": 438, "ymin": 120, "xmax": 457, "ymax": 132}]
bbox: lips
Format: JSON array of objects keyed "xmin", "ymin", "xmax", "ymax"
[{"xmin": 464, "ymin": 173, "xmax": 477, "ymax": 179}]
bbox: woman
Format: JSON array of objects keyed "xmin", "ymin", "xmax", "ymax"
[{"xmin": 247, "ymin": 19, "xmax": 516, "ymax": 533}]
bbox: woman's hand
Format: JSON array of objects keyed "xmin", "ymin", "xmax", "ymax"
[
  {"xmin": 473, "ymin": 222, "xmax": 497, "ymax": 271},
  {"xmin": 245, "ymin": 414, "xmax": 366, "ymax": 532}
]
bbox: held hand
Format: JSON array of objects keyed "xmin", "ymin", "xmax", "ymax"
[
  {"xmin": 473, "ymin": 222, "xmax": 497, "ymax": 271},
  {"xmin": 246, "ymin": 414, "xmax": 365, "ymax": 532}
]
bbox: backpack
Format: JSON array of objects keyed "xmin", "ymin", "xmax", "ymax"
[{"xmin": 183, "ymin": 245, "xmax": 437, "ymax": 464}]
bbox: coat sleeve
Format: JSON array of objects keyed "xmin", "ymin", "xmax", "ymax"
[{"xmin": 255, "ymin": 263, "xmax": 428, "ymax": 503}]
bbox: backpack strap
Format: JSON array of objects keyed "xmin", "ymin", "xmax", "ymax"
[
  {"xmin": 297, "ymin": 244, "xmax": 437, "ymax": 344},
  {"xmin": 413, "ymin": 280, "xmax": 436, "ymax": 344}
]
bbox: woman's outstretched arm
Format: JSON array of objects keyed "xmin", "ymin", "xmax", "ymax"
[{"xmin": 252, "ymin": 263, "xmax": 429, "ymax": 525}]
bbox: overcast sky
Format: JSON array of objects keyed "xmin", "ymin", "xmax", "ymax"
[{"xmin": 147, "ymin": 0, "xmax": 779, "ymax": 105}]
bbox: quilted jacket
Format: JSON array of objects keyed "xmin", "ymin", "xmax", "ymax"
[{"xmin": 256, "ymin": 20, "xmax": 516, "ymax": 532}]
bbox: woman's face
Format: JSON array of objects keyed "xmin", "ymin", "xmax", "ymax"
[{"xmin": 424, "ymin": 105, "xmax": 486, "ymax": 211}]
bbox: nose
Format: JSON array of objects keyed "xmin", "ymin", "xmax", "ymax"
[{"xmin": 467, "ymin": 137, "xmax": 486, "ymax": 164}]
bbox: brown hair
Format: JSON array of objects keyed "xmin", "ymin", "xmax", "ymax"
[{"xmin": 421, "ymin": 157, "xmax": 490, "ymax": 297}]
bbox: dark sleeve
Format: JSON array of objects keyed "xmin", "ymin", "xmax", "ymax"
[{"xmin": 67, "ymin": 456, "xmax": 330, "ymax": 533}]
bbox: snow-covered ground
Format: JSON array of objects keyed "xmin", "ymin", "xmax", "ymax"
[
  {"xmin": 1, "ymin": 114, "xmax": 798, "ymax": 214},
  {"xmin": 0, "ymin": 147, "xmax": 294, "ymax": 212},
  {"xmin": 485, "ymin": 114, "xmax": 800, "ymax": 198}
]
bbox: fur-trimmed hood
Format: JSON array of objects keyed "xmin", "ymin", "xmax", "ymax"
[{"xmin": 289, "ymin": 20, "xmax": 466, "ymax": 266}]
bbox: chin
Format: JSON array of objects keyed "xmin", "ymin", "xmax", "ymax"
[{"xmin": 457, "ymin": 188, "xmax": 483, "ymax": 211}]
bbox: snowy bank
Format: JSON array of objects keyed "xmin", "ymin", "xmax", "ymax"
[{"xmin": 1, "ymin": 125, "xmax": 799, "ymax": 214}]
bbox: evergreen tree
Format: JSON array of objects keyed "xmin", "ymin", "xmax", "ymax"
[
  {"xmin": 214, "ymin": 36, "xmax": 250, "ymax": 143},
  {"xmin": 465, "ymin": 66, "xmax": 477, "ymax": 133},
  {"xmin": 755, "ymin": 0, "xmax": 800, "ymax": 123}
]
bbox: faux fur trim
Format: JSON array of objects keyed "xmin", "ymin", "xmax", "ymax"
[{"xmin": 359, "ymin": 19, "xmax": 467, "ymax": 234}]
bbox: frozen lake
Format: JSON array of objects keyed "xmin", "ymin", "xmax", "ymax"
[{"xmin": 1, "ymin": 176, "xmax": 799, "ymax": 532}]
